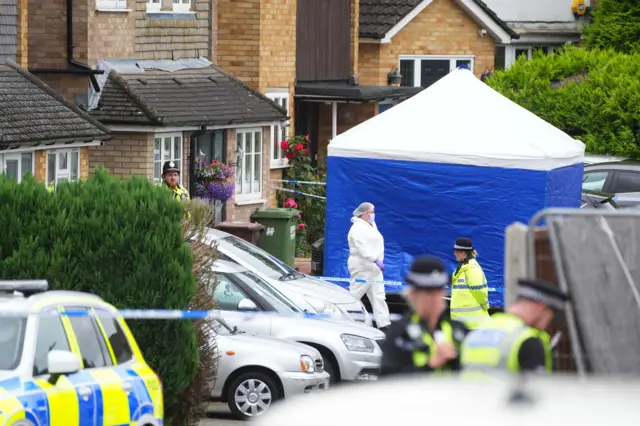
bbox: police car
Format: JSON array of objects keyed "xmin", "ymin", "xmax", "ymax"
[{"xmin": 0, "ymin": 280, "xmax": 163, "ymax": 426}]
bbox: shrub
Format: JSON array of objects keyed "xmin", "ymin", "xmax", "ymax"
[
  {"xmin": 0, "ymin": 169, "xmax": 198, "ymax": 426},
  {"xmin": 486, "ymin": 44, "xmax": 640, "ymax": 159},
  {"xmin": 276, "ymin": 135, "xmax": 326, "ymax": 256},
  {"xmin": 583, "ymin": 0, "xmax": 640, "ymax": 54}
]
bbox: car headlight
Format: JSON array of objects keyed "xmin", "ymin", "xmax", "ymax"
[
  {"xmin": 300, "ymin": 355, "xmax": 315, "ymax": 373},
  {"xmin": 341, "ymin": 334, "xmax": 375, "ymax": 353}
]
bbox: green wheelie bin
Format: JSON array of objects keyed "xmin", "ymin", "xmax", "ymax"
[{"xmin": 250, "ymin": 208, "xmax": 299, "ymax": 267}]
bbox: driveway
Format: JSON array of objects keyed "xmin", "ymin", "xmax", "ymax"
[{"xmin": 199, "ymin": 403, "xmax": 243, "ymax": 426}]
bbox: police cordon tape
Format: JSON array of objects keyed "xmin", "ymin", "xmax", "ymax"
[
  {"xmin": 0, "ymin": 307, "xmax": 408, "ymax": 322},
  {"xmin": 313, "ymin": 275, "xmax": 500, "ymax": 293},
  {"xmin": 270, "ymin": 185, "xmax": 327, "ymax": 200},
  {"xmin": 271, "ymin": 179, "xmax": 326, "ymax": 186}
]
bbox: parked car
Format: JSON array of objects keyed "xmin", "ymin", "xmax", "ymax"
[
  {"xmin": 212, "ymin": 316, "xmax": 329, "ymax": 420},
  {"xmin": 0, "ymin": 280, "xmax": 163, "ymax": 426},
  {"xmin": 581, "ymin": 190, "xmax": 619, "ymax": 210},
  {"xmin": 204, "ymin": 228, "xmax": 373, "ymax": 326},
  {"xmin": 583, "ymin": 154, "xmax": 628, "ymax": 165},
  {"xmin": 208, "ymin": 260, "xmax": 385, "ymax": 384}
]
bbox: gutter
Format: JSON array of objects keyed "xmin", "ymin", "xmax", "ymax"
[{"xmin": 28, "ymin": 0, "xmax": 103, "ymax": 92}]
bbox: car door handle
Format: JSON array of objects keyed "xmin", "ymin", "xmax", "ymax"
[
  {"xmin": 122, "ymin": 382, "xmax": 133, "ymax": 393},
  {"xmin": 78, "ymin": 386, "xmax": 92, "ymax": 400}
]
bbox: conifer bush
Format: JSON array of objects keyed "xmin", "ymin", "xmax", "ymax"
[{"xmin": 0, "ymin": 169, "xmax": 198, "ymax": 426}]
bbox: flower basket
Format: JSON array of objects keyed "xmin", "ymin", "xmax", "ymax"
[{"xmin": 195, "ymin": 161, "xmax": 235, "ymax": 202}]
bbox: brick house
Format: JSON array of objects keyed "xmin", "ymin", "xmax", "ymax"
[
  {"xmin": 292, "ymin": 0, "xmax": 518, "ymax": 164},
  {"xmin": 0, "ymin": 0, "xmax": 112, "ymax": 186},
  {"xmin": 25, "ymin": 0, "xmax": 288, "ymax": 221}
]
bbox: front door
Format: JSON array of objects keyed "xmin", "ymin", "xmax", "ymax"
[{"xmin": 195, "ymin": 131, "xmax": 227, "ymax": 223}]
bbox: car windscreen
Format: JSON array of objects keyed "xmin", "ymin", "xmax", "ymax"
[
  {"xmin": 216, "ymin": 235, "xmax": 292, "ymax": 279},
  {"xmin": 0, "ymin": 317, "xmax": 26, "ymax": 370},
  {"xmin": 232, "ymin": 271, "xmax": 301, "ymax": 313}
]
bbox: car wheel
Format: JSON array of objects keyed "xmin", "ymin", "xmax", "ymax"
[
  {"xmin": 226, "ymin": 372, "xmax": 280, "ymax": 420},
  {"xmin": 321, "ymin": 354, "xmax": 339, "ymax": 385}
]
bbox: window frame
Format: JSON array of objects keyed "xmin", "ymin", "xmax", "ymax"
[
  {"xmin": 612, "ymin": 171, "xmax": 640, "ymax": 194},
  {"xmin": 93, "ymin": 308, "xmax": 135, "ymax": 365},
  {"xmin": 146, "ymin": 0, "xmax": 161, "ymax": 12},
  {"xmin": 1, "ymin": 151, "xmax": 34, "ymax": 183},
  {"xmin": 33, "ymin": 311, "xmax": 71, "ymax": 377},
  {"xmin": 154, "ymin": 132, "xmax": 183, "ymax": 185},
  {"xmin": 398, "ymin": 55, "xmax": 475, "ymax": 88},
  {"xmin": 97, "ymin": 0, "xmax": 128, "ymax": 9},
  {"xmin": 235, "ymin": 128, "xmax": 263, "ymax": 203},
  {"xmin": 63, "ymin": 306, "xmax": 112, "ymax": 370},
  {"xmin": 497, "ymin": 45, "xmax": 556, "ymax": 69},
  {"xmin": 172, "ymin": 0, "xmax": 191, "ymax": 12},
  {"xmin": 265, "ymin": 90, "xmax": 290, "ymax": 169},
  {"xmin": 46, "ymin": 149, "xmax": 81, "ymax": 188}
]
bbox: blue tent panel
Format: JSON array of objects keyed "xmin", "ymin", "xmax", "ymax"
[{"xmin": 324, "ymin": 156, "xmax": 583, "ymax": 308}]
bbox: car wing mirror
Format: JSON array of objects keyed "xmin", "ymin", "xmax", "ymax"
[
  {"xmin": 47, "ymin": 349, "xmax": 81, "ymax": 385},
  {"xmin": 237, "ymin": 298, "xmax": 258, "ymax": 311}
]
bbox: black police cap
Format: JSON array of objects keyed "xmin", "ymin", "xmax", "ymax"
[
  {"xmin": 517, "ymin": 279, "xmax": 571, "ymax": 310},
  {"xmin": 405, "ymin": 256, "xmax": 450, "ymax": 290},
  {"xmin": 453, "ymin": 237, "xmax": 474, "ymax": 251}
]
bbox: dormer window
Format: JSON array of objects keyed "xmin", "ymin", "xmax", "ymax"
[{"xmin": 172, "ymin": 0, "xmax": 191, "ymax": 12}]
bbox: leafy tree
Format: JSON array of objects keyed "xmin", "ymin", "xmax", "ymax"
[
  {"xmin": 0, "ymin": 169, "xmax": 204, "ymax": 426},
  {"xmin": 487, "ymin": 45, "xmax": 640, "ymax": 159},
  {"xmin": 584, "ymin": 0, "xmax": 640, "ymax": 54}
]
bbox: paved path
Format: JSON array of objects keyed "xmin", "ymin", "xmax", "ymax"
[{"xmin": 199, "ymin": 403, "xmax": 243, "ymax": 426}]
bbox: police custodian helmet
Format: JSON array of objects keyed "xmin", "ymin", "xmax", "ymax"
[{"xmin": 162, "ymin": 161, "xmax": 180, "ymax": 176}]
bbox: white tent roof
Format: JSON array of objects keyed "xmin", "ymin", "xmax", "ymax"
[{"xmin": 328, "ymin": 69, "xmax": 585, "ymax": 171}]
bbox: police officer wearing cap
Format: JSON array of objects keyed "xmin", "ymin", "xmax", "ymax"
[
  {"xmin": 451, "ymin": 237, "xmax": 490, "ymax": 329},
  {"xmin": 161, "ymin": 161, "xmax": 190, "ymax": 201},
  {"xmin": 460, "ymin": 279, "xmax": 570, "ymax": 374},
  {"xmin": 380, "ymin": 256, "xmax": 469, "ymax": 376}
]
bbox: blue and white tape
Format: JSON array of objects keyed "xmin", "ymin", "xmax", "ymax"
[
  {"xmin": 271, "ymin": 179, "xmax": 326, "ymax": 186},
  {"xmin": 270, "ymin": 185, "xmax": 326, "ymax": 200},
  {"xmin": 312, "ymin": 275, "xmax": 499, "ymax": 293}
]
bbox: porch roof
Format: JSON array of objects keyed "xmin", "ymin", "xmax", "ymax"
[{"xmin": 294, "ymin": 82, "xmax": 423, "ymax": 102}]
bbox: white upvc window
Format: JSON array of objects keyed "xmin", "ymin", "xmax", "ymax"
[
  {"xmin": 146, "ymin": 0, "xmax": 161, "ymax": 12},
  {"xmin": 46, "ymin": 149, "xmax": 80, "ymax": 188},
  {"xmin": 172, "ymin": 0, "xmax": 191, "ymax": 12},
  {"xmin": 1, "ymin": 152, "xmax": 34, "ymax": 183},
  {"xmin": 266, "ymin": 90, "xmax": 290, "ymax": 168},
  {"xmin": 398, "ymin": 55, "xmax": 475, "ymax": 88},
  {"xmin": 97, "ymin": 0, "xmax": 127, "ymax": 9},
  {"xmin": 495, "ymin": 45, "xmax": 556, "ymax": 70},
  {"xmin": 154, "ymin": 133, "xmax": 183, "ymax": 184},
  {"xmin": 235, "ymin": 129, "xmax": 263, "ymax": 202}
]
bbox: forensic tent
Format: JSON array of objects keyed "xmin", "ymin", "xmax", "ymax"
[{"xmin": 324, "ymin": 68, "xmax": 585, "ymax": 307}]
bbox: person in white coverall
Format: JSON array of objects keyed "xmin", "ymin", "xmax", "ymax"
[{"xmin": 347, "ymin": 202, "xmax": 391, "ymax": 330}]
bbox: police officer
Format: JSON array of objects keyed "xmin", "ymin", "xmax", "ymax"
[
  {"xmin": 380, "ymin": 256, "xmax": 469, "ymax": 376},
  {"xmin": 161, "ymin": 161, "xmax": 190, "ymax": 201},
  {"xmin": 460, "ymin": 279, "xmax": 570, "ymax": 375},
  {"xmin": 450, "ymin": 237, "xmax": 490, "ymax": 329}
]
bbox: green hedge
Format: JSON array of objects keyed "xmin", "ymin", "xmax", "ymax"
[
  {"xmin": 486, "ymin": 45, "xmax": 640, "ymax": 159},
  {"xmin": 0, "ymin": 169, "xmax": 198, "ymax": 426},
  {"xmin": 584, "ymin": 0, "xmax": 640, "ymax": 54}
]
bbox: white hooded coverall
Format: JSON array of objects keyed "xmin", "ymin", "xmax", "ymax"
[{"xmin": 347, "ymin": 217, "xmax": 391, "ymax": 328}]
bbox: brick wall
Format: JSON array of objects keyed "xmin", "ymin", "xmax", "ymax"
[
  {"xmin": 216, "ymin": 0, "xmax": 261, "ymax": 87},
  {"xmin": 316, "ymin": 103, "xmax": 377, "ymax": 161},
  {"xmin": 16, "ymin": 0, "xmax": 28, "ymax": 67},
  {"xmin": 224, "ymin": 126, "xmax": 271, "ymax": 222},
  {"xmin": 257, "ymin": 0, "xmax": 296, "ymax": 92},
  {"xmin": 359, "ymin": 0, "xmax": 495, "ymax": 85},
  {"xmin": 88, "ymin": 132, "xmax": 154, "ymax": 179},
  {"xmin": 350, "ymin": 0, "xmax": 359, "ymax": 77},
  {"xmin": 88, "ymin": 4, "xmax": 136, "ymax": 65},
  {"xmin": 134, "ymin": 0, "xmax": 212, "ymax": 60},
  {"xmin": 33, "ymin": 147, "xmax": 91, "ymax": 182}
]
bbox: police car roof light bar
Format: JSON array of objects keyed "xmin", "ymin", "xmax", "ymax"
[{"xmin": 0, "ymin": 280, "xmax": 49, "ymax": 295}]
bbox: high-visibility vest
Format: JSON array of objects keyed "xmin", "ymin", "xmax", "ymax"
[
  {"xmin": 411, "ymin": 314, "xmax": 456, "ymax": 374},
  {"xmin": 460, "ymin": 313, "xmax": 552, "ymax": 375},
  {"xmin": 158, "ymin": 182, "xmax": 190, "ymax": 201},
  {"xmin": 450, "ymin": 258, "xmax": 490, "ymax": 329}
]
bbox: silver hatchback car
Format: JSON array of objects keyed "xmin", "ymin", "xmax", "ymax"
[{"xmin": 211, "ymin": 317, "xmax": 329, "ymax": 420}]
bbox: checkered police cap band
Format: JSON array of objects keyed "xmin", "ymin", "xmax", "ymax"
[
  {"xmin": 518, "ymin": 286, "xmax": 566, "ymax": 310},
  {"xmin": 406, "ymin": 270, "xmax": 450, "ymax": 289}
]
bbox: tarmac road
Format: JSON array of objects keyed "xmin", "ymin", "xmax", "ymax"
[{"xmin": 199, "ymin": 403, "xmax": 244, "ymax": 425}]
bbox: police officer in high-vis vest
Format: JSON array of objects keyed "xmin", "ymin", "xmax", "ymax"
[
  {"xmin": 380, "ymin": 256, "xmax": 469, "ymax": 376},
  {"xmin": 451, "ymin": 237, "xmax": 490, "ymax": 329},
  {"xmin": 460, "ymin": 279, "xmax": 570, "ymax": 375},
  {"xmin": 162, "ymin": 161, "xmax": 190, "ymax": 201}
]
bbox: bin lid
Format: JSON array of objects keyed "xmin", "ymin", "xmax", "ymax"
[
  {"xmin": 215, "ymin": 221, "xmax": 265, "ymax": 231},
  {"xmin": 251, "ymin": 208, "xmax": 300, "ymax": 219}
]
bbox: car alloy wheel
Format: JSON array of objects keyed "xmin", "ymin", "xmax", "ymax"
[{"xmin": 227, "ymin": 372, "xmax": 279, "ymax": 419}]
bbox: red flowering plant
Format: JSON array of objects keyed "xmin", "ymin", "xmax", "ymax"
[{"xmin": 276, "ymin": 134, "xmax": 326, "ymax": 256}]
